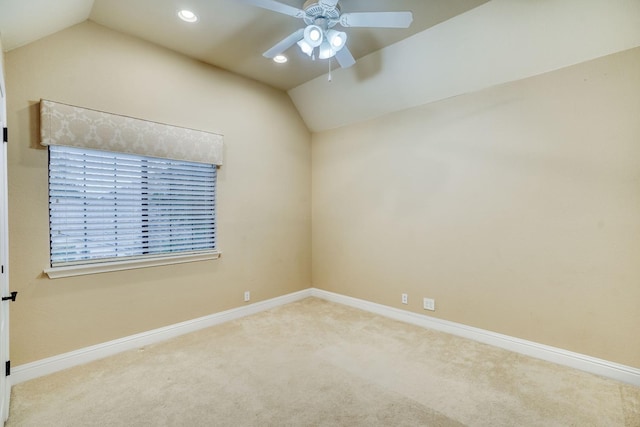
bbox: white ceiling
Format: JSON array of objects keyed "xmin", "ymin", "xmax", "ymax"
[{"xmin": 1, "ymin": 0, "xmax": 639, "ymax": 132}]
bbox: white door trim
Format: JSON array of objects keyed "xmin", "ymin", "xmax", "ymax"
[{"xmin": 0, "ymin": 51, "xmax": 10, "ymax": 424}]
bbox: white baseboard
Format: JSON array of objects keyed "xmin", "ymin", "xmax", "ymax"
[
  {"xmin": 310, "ymin": 288, "xmax": 640, "ymax": 387},
  {"xmin": 12, "ymin": 287, "xmax": 640, "ymax": 388},
  {"xmin": 11, "ymin": 288, "xmax": 313, "ymax": 385}
]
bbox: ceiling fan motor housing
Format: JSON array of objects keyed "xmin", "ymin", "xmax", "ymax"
[{"xmin": 303, "ymin": 1, "xmax": 340, "ymax": 28}]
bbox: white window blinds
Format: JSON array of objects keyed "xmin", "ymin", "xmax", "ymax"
[{"xmin": 49, "ymin": 146, "xmax": 217, "ymax": 267}]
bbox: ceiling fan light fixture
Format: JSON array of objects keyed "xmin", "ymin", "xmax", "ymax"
[
  {"xmin": 303, "ymin": 25, "xmax": 324, "ymax": 48},
  {"xmin": 318, "ymin": 40, "xmax": 335, "ymax": 60},
  {"xmin": 326, "ymin": 29, "xmax": 347, "ymax": 51},
  {"xmin": 297, "ymin": 40, "xmax": 314, "ymax": 56},
  {"xmin": 309, "ymin": 29, "xmax": 321, "ymax": 41},
  {"xmin": 177, "ymin": 9, "xmax": 198, "ymax": 23}
]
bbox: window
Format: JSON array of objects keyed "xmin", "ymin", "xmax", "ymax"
[
  {"xmin": 48, "ymin": 145, "xmax": 217, "ymax": 270},
  {"xmin": 40, "ymin": 99, "xmax": 223, "ymax": 278}
]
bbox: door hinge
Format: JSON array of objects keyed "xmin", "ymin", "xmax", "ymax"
[
  {"xmin": 1, "ymin": 265, "xmax": 3, "ymax": 274},
  {"xmin": 5, "ymin": 361, "xmax": 9, "ymax": 377},
  {"xmin": 1, "ymin": 292, "xmax": 17, "ymax": 302},
  {"xmin": 2, "ymin": 127, "xmax": 6, "ymax": 143}
]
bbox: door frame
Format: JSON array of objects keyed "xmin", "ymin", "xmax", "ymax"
[{"xmin": 0, "ymin": 48, "xmax": 11, "ymax": 423}]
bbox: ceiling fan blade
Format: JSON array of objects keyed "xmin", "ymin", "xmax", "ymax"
[
  {"xmin": 240, "ymin": 0, "xmax": 306, "ymax": 19},
  {"xmin": 335, "ymin": 46, "xmax": 356, "ymax": 68},
  {"xmin": 339, "ymin": 11, "xmax": 413, "ymax": 28},
  {"xmin": 262, "ymin": 28, "xmax": 305, "ymax": 58}
]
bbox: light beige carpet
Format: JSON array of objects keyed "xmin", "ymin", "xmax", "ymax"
[{"xmin": 7, "ymin": 298, "xmax": 640, "ymax": 426}]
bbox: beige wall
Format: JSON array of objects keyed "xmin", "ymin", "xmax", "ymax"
[
  {"xmin": 312, "ymin": 47, "xmax": 640, "ymax": 368},
  {"xmin": 4, "ymin": 19, "xmax": 639, "ymax": 370},
  {"xmin": 5, "ymin": 21, "xmax": 311, "ymax": 364}
]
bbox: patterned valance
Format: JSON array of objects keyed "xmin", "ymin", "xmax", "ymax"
[{"xmin": 40, "ymin": 99, "xmax": 223, "ymax": 165}]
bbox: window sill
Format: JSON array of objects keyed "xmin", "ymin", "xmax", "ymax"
[{"xmin": 44, "ymin": 251, "xmax": 221, "ymax": 279}]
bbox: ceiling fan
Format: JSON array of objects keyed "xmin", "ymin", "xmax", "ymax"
[{"xmin": 241, "ymin": 0, "xmax": 413, "ymax": 68}]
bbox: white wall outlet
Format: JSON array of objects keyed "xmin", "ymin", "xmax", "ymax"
[
  {"xmin": 401, "ymin": 293, "xmax": 408, "ymax": 305},
  {"xmin": 244, "ymin": 291, "xmax": 250, "ymax": 302},
  {"xmin": 423, "ymin": 298, "xmax": 435, "ymax": 311}
]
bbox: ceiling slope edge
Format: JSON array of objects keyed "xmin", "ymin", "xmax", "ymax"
[
  {"xmin": 0, "ymin": 0, "xmax": 94, "ymax": 51},
  {"xmin": 289, "ymin": 0, "xmax": 640, "ymax": 133}
]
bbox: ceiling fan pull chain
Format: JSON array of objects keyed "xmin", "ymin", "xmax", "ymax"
[{"xmin": 328, "ymin": 59, "xmax": 332, "ymax": 82}]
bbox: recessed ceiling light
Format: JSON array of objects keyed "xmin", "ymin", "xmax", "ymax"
[
  {"xmin": 273, "ymin": 55, "xmax": 288, "ymax": 64},
  {"xmin": 178, "ymin": 9, "xmax": 198, "ymax": 23}
]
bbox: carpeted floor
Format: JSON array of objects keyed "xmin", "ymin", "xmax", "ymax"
[{"xmin": 7, "ymin": 298, "xmax": 640, "ymax": 426}]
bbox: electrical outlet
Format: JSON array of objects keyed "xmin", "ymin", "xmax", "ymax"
[
  {"xmin": 401, "ymin": 293, "xmax": 408, "ymax": 305},
  {"xmin": 423, "ymin": 298, "xmax": 435, "ymax": 311},
  {"xmin": 244, "ymin": 291, "xmax": 250, "ymax": 302}
]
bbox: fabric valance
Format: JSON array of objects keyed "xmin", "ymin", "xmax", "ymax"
[{"xmin": 40, "ymin": 99, "xmax": 223, "ymax": 165}]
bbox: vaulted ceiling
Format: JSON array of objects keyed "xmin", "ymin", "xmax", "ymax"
[
  {"xmin": 0, "ymin": 0, "xmax": 489, "ymax": 90},
  {"xmin": 1, "ymin": 0, "xmax": 639, "ymax": 131}
]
